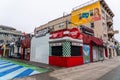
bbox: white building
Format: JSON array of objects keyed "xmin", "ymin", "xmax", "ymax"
[{"xmin": 0, "ymin": 25, "xmax": 23, "ymax": 45}]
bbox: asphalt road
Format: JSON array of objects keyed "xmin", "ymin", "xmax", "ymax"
[{"xmin": 98, "ymin": 65, "xmax": 120, "ymax": 80}]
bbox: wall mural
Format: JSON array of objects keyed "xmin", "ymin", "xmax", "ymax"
[
  {"xmin": 71, "ymin": 1, "xmax": 101, "ymax": 26},
  {"xmin": 83, "ymin": 45, "xmax": 90, "ymax": 63}
]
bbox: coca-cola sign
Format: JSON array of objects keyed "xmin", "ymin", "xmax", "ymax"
[
  {"xmin": 70, "ymin": 28, "xmax": 80, "ymax": 39},
  {"xmin": 50, "ymin": 28, "xmax": 82, "ymax": 40}
]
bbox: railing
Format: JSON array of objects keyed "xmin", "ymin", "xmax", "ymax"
[
  {"xmin": 108, "ymin": 28, "xmax": 114, "ymax": 35},
  {"xmin": 107, "ymin": 18, "xmax": 113, "ymax": 23},
  {"xmin": 108, "ymin": 41, "xmax": 114, "ymax": 46}
]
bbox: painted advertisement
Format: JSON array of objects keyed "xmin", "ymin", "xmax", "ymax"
[
  {"xmin": 71, "ymin": 1, "xmax": 101, "ymax": 26},
  {"xmin": 50, "ymin": 28, "xmax": 83, "ymax": 40},
  {"xmin": 83, "ymin": 45, "xmax": 90, "ymax": 63}
]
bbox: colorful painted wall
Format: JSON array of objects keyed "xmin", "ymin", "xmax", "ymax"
[{"xmin": 71, "ymin": 1, "xmax": 101, "ymax": 26}]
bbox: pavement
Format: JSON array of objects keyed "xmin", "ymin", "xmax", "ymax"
[
  {"xmin": 98, "ymin": 65, "xmax": 120, "ymax": 80},
  {"xmin": 50, "ymin": 56, "xmax": 120, "ymax": 80},
  {"xmin": 1, "ymin": 56, "xmax": 120, "ymax": 80}
]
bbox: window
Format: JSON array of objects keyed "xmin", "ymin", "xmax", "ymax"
[
  {"xmin": 90, "ymin": 10, "xmax": 93, "ymax": 16},
  {"xmin": 71, "ymin": 46, "xmax": 81, "ymax": 56},
  {"xmin": 79, "ymin": 13, "xmax": 82, "ymax": 19},
  {"xmin": 90, "ymin": 22, "xmax": 94, "ymax": 28},
  {"xmin": 102, "ymin": 16, "xmax": 105, "ymax": 20},
  {"xmin": 104, "ymin": 34, "xmax": 107, "ymax": 37},
  {"xmin": 102, "ymin": 10, "xmax": 105, "ymax": 14},
  {"xmin": 49, "ymin": 26, "xmax": 54, "ymax": 32},
  {"xmin": 59, "ymin": 22, "xmax": 64, "ymax": 28},
  {"xmin": 52, "ymin": 46, "xmax": 62, "ymax": 56},
  {"xmin": 102, "ymin": 22, "xmax": 105, "ymax": 26}
]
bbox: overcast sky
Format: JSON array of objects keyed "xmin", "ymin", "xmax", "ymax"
[{"xmin": 0, "ymin": 0, "xmax": 119, "ymax": 40}]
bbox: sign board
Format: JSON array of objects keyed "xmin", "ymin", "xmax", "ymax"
[
  {"xmin": 50, "ymin": 28, "xmax": 83, "ymax": 40},
  {"xmin": 79, "ymin": 25, "xmax": 94, "ymax": 36},
  {"xmin": 35, "ymin": 28, "xmax": 49, "ymax": 38},
  {"xmin": 49, "ymin": 43, "xmax": 62, "ymax": 46},
  {"xmin": 70, "ymin": 28, "xmax": 80, "ymax": 39},
  {"xmin": 72, "ymin": 42, "xmax": 83, "ymax": 46},
  {"xmin": 81, "ymin": 12, "xmax": 89, "ymax": 18}
]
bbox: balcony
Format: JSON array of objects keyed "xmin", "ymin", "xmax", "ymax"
[
  {"xmin": 108, "ymin": 28, "xmax": 114, "ymax": 36},
  {"xmin": 108, "ymin": 41, "xmax": 114, "ymax": 47},
  {"xmin": 107, "ymin": 18, "xmax": 113, "ymax": 26},
  {"xmin": 108, "ymin": 28, "xmax": 119, "ymax": 36}
]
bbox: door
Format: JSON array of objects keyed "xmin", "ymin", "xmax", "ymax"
[
  {"xmin": 83, "ymin": 45, "xmax": 90, "ymax": 63},
  {"xmin": 93, "ymin": 46, "xmax": 99, "ymax": 61}
]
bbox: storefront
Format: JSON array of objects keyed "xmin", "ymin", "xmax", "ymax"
[
  {"xmin": 21, "ymin": 35, "xmax": 31, "ymax": 60},
  {"xmin": 49, "ymin": 28, "xmax": 84, "ymax": 67},
  {"xmin": 79, "ymin": 25, "xmax": 104, "ymax": 63}
]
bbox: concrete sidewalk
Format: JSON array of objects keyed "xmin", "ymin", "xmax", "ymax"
[
  {"xmin": 12, "ymin": 56, "xmax": 120, "ymax": 80},
  {"xmin": 50, "ymin": 57, "xmax": 120, "ymax": 80}
]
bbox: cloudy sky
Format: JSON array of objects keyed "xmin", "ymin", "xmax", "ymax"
[{"xmin": 0, "ymin": 0, "xmax": 119, "ymax": 40}]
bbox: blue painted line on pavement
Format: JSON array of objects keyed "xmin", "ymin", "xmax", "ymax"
[
  {"xmin": 0, "ymin": 66, "xmax": 23, "ymax": 77},
  {"xmin": 0, "ymin": 62, "xmax": 10, "ymax": 65},
  {"xmin": 0, "ymin": 64, "xmax": 15, "ymax": 69},
  {"xmin": 14, "ymin": 69, "xmax": 34, "ymax": 78},
  {"xmin": 0, "ymin": 59, "xmax": 45, "ymax": 80}
]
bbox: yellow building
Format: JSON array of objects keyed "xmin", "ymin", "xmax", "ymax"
[{"xmin": 71, "ymin": 0, "xmax": 118, "ymax": 58}]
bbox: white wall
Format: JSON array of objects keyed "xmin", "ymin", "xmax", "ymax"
[{"xmin": 30, "ymin": 34, "xmax": 49, "ymax": 64}]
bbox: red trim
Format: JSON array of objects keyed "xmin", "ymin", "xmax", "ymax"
[
  {"xmin": 50, "ymin": 28, "xmax": 83, "ymax": 40},
  {"xmin": 82, "ymin": 33, "xmax": 103, "ymax": 46},
  {"xmin": 22, "ymin": 38, "xmax": 31, "ymax": 48},
  {"xmin": 105, "ymin": 47, "xmax": 108, "ymax": 57},
  {"xmin": 21, "ymin": 48, "xmax": 24, "ymax": 59},
  {"xmin": 90, "ymin": 43, "xmax": 93, "ymax": 62},
  {"xmin": 50, "ymin": 29, "xmax": 69, "ymax": 34},
  {"xmin": 49, "ymin": 56, "xmax": 84, "ymax": 67},
  {"xmin": 91, "ymin": 36, "xmax": 103, "ymax": 46}
]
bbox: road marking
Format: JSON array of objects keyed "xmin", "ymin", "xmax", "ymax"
[
  {"xmin": 0, "ymin": 62, "xmax": 10, "ymax": 65},
  {"xmin": 14, "ymin": 69, "xmax": 34, "ymax": 78},
  {"xmin": 0, "ymin": 65, "xmax": 19, "ymax": 72},
  {"xmin": 29, "ymin": 71, "xmax": 41, "ymax": 76},
  {"xmin": 0, "ymin": 63, "xmax": 15, "ymax": 69},
  {"xmin": 0, "ymin": 63, "xmax": 13, "ymax": 67},
  {"xmin": 0, "ymin": 59, "xmax": 46, "ymax": 80},
  {"xmin": 0, "ymin": 67, "xmax": 28, "ymax": 80},
  {"xmin": 0, "ymin": 66, "xmax": 23, "ymax": 77}
]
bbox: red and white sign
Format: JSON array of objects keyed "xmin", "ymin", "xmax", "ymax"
[
  {"xmin": 70, "ymin": 28, "xmax": 80, "ymax": 39},
  {"xmin": 50, "ymin": 30, "xmax": 69, "ymax": 39},
  {"xmin": 50, "ymin": 28, "xmax": 83, "ymax": 40}
]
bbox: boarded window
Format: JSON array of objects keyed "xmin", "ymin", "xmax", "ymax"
[
  {"xmin": 71, "ymin": 46, "xmax": 81, "ymax": 56},
  {"xmin": 52, "ymin": 46, "xmax": 62, "ymax": 56}
]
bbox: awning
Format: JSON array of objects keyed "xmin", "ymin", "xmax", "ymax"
[
  {"xmin": 91, "ymin": 37, "xmax": 103, "ymax": 46},
  {"xmin": 82, "ymin": 33, "xmax": 103, "ymax": 46},
  {"xmin": 82, "ymin": 33, "xmax": 91, "ymax": 44}
]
